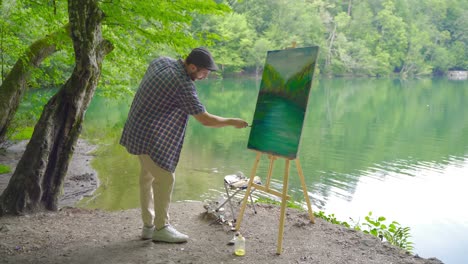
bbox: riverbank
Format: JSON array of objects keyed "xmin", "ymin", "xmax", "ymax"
[
  {"xmin": 0, "ymin": 139, "xmax": 99, "ymax": 208},
  {"xmin": 0, "ymin": 140, "xmax": 444, "ymax": 263}
]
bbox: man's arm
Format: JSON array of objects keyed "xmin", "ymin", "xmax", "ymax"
[{"xmin": 193, "ymin": 111, "xmax": 248, "ymax": 128}]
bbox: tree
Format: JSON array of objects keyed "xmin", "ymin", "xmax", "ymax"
[
  {"xmin": 194, "ymin": 13, "xmax": 254, "ymax": 73},
  {"xmin": 231, "ymin": 0, "xmax": 278, "ymax": 34},
  {"xmin": 0, "ymin": 25, "xmax": 70, "ymax": 143},
  {"xmin": 0, "ymin": 0, "xmax": 230, "ymax": 215},
  {"xmin": 0, "ymin": 0, "xmax": 113, "ymax": 215},
  {"xmin": 1, "ymin": 0, "xmax": 69, "ymax": 82},
  {"xmin": 250, "ymin": 38, "xmax": 273, "ymax": 79},
  {"xmin": 375, "ymin": 0, "xmax": 408, "ymax": 72},
  {"xmin": 0, "ymin": 0, "xmax": 71, "ymax": 143},
  {"xmin": 446, "ymin": 5, "xmax": 468, "ymax": 70},
  {"xmin": 97, "ymin": 0, "xmax": 229, "ymax": 94},
  {"xmin": 0, "ymin": 0, "xmax": 230, "ymax": 143}
]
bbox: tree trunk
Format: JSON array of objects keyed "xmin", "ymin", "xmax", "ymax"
[
  {"xmin": 347, "ymin": 0, "xmax": 353, "ymax": 16},
  {"xmin": 0, "ymin": 25, "xmax": 70, "ymax": 143},
  {"xmin": 0, "ymin": 0, "xmax": 113, "ymax": 215},
  {"xmin": 325, "ymin": 23, "xmax": 337, "ymax": 76}
]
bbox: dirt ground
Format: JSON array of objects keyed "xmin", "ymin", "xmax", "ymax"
[{"xmin": 0, "ymin": 140, "xmax": 444, "ymax": 264}]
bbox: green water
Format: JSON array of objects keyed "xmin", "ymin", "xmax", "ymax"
[{"xmin": 79, "ymin": 77, "xmax": 467, "ymax": 264}]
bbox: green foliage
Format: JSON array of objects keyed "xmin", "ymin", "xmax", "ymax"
[
  {"xmin": 314, "ymin": 211, "xmax": 351, "ymax": 228},
  {"xmin": 228, "ymin": 0, "xmax": 466, "ymax": 76},
  {"xmin": 96, "ymin": 0, "xmax": 231, "ymax": 93},
  {"xmin": 357, "ymin": 212, "xmax": 414, "ymax": 253},
  {"xmin": 192, "ymin": 12, "xmax": 254, "ymax": 74},
  {"xmin": 1, "ymin": 0, "xmax": 69, "ymax": 82},
  {"xmin": 30, "ymin": 50, "xmax": 74, "ymax": 89},
  {"xmin": 315, "ymin": 210, "xmax": 414, "ymax": 253},
  {"xmin": 0, "ymin": 164, "xmax": 12, "ymax": 174},
  {"xmin": 6, "ymin": 88, "xmax": 54, "ymax": 140},
  {"xmin": 376, "ymin": 0, "xmax": 408, "ymax": 71},
  {"xmin": 2, "ymin": 0, "xmax": 230, "ymax": 96},
  {"xmin": 256, "ymin": 196, "xmax": 413, "ymax": 252},
  {"xmin": 2, "ymin": 0, "xmax": 467, "ymax": 97},
  {"xmin": 8, "ymin": 126, "xmax": 33, "ymax": 140}
]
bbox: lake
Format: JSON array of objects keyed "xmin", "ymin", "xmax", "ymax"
[{"xmin": 79, "ymin": 77, "xmax": 467, "ymax": 264}]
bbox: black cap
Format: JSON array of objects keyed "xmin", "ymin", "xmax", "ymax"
[{"xmin": 186, "ymin": 47, "xmax": 218, "ymax": 71}]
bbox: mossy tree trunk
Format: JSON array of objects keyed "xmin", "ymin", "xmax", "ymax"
[
  {"xmin": 0, "ymin": 0, "xmax": 113, "ymax": 215},
  {"xmin": 0, "ymin": 25, "xmax": 70, "ymax": 144}
]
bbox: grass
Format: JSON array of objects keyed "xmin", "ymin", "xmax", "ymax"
[{"xmin": 0, "ymin": 164, "xmax": 12, "ymax": 174}]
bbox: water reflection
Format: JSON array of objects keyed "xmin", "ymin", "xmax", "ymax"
[
  {"xmin": 80, "ymin": 77, "xmax": 467, "ymax": 263},
  {"xmin": 323, "ymin": 158, "xmax": 468, "ymax": 264}
]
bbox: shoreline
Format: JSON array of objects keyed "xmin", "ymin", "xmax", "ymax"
[
  {"xmin": 0, "ymin": 139, "xmax": 445, "ymax": 263},
  {"xmin": 0, "ymin": 202, "xmax": 444, "ymax": 264},
  {"xmin": 0, "ymin": 139, "xmax": 100, "ymax": 208}
]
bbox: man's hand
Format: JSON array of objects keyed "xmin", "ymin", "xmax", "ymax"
[{"xmin": 230, "ymin": 118, "xmax": 249, "ymax": 129}]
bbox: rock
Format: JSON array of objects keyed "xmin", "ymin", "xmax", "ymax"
[{"xmin": 0, "ymin": 224, "xmax": 11, "ymax": 232}]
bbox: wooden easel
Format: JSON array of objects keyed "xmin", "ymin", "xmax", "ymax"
[{"xmin": 234, "ymin": 151, "xmax": 315, "ymax": 255}]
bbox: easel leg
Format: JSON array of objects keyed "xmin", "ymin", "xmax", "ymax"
[
  {"xmin": 234, "ymin": 153, "xmax": 313, "ymax": 254},
  {"xmin": 296, "ymin": 159, "xmax": 315, "ymax": 223},
  {"xmin": 276, "ymin": 159, "xmax": 290, "ymax": 255},
  {"xmin": 235, "ymin": 152, "xmax": 261, "ymax": 230}
]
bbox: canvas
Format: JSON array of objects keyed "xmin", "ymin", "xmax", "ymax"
[{"xmin": 247, "ymin": 46, "xmax": 319, "ymax": 158}]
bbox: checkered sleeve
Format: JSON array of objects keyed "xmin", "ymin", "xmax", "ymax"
[{"xmin": 174, "ymin": 79, "xmax": 206, "ymax": 115}]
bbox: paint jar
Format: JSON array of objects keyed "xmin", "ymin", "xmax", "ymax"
[{"xmin": 234, "ymin": 232, "xmax": 245, "ymax": 256}]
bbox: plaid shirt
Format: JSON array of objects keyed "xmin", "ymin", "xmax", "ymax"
[{"xmin": 120, "ymin": 57, "xmax": 205, "ymax": 172}]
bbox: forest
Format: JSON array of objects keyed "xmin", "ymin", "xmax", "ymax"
[
  {"xmin": 203, "ymin": 0, "xmax": 468, "ymax": 78},
  {"xmin": 1, "ymin": 0, "xmax": 467, "ymax": 92}
]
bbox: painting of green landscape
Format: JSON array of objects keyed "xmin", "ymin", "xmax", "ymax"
[{"xmin": 247, "ymin": 46, "xmax": 319, "ymax": 158}]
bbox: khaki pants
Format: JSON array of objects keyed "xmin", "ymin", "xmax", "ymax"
[{"xmin": 138, "ymin": 154, "xmax": 175, "ymax": 229}]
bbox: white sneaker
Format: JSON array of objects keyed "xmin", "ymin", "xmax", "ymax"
[
  {"xmin": 141, "ymin": 225, "xmax": 155, "ymax": 240},
  {"xmin": 152, "ymin": 225, "xmax": 188, "ymax": 243}
]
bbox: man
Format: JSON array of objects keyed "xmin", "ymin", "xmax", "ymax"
[{"xmin": 120, "ymin": 47, "xmax": 248, "ymax": 243}]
